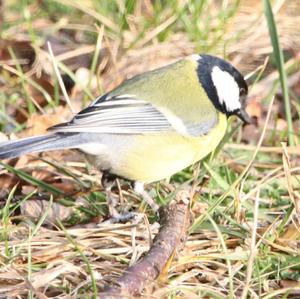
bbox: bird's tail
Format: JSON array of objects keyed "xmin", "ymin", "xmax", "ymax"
[{"xmin": 0, "ymin": 133, "xmax": 83, "ymax": 159}]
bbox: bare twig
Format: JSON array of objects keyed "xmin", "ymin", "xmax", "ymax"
[
  {"xmin": 47, "ymin": 42, "xmax": 75, "ymax": 114},
  {"xmin": 102, "ymin": 191, "xmax": 191, "ymax": 298}
]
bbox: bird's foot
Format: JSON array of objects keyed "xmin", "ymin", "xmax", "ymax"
[{"xmin": 100, "ymin": 211, "xmax": 144, "ymax": 225}]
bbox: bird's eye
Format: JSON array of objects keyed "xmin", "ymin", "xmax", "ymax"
[{"xmin": 239, "ymin": 88, "xmax": 245, "ymax": 96}]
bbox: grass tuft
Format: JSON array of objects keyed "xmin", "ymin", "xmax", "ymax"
[
  {"xmin": 1, "ymin": 1, "xmax": 300, "ymax": 297},
  {"xmin": 264, "ymin": 0, "xmax": 294, "ymax": 145}
]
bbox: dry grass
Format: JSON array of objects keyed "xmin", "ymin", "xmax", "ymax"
[{"xmin": 1, "ymin": 0, "xmax": 300, "ymax": 298}]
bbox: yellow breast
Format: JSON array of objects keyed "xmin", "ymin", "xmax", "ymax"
[{"xmin": 112, "ymin": 113, "xmax": 227, "ymax": 183}]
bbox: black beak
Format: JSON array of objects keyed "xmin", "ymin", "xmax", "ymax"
[{"xmin": 237, "ymin": 108, "xmax": 253, "ymax": 124}]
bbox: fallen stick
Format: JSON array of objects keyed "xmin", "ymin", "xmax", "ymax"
[{"xmin": 101, "ymin": 191, "xmax": 191, "ymax": 298}]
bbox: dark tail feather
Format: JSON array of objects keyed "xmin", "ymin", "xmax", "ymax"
[{"xmin": 0, "ymin": 133, "xmax": 82, "ymax": 159}]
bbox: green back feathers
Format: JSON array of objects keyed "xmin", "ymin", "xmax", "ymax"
[{"xmin": 109, "ymin": 57, "xmax": 218, "ymax": 126}]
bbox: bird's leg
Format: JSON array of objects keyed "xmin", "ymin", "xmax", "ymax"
[
  {"xmin": 134, "ymin": 182, "xmax": 159, "ymax": 212},
  {"xmin": 101, "ymin": 172, "xmax": 120, "ymax": 219},
  {"xmin": 101, "ymin": 173, "xmax": 136, "ymax": 223}
]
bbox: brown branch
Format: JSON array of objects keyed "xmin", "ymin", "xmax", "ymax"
[{"xmin": 101, "ymin": 191, "xmax": 191, "ymax": 298}]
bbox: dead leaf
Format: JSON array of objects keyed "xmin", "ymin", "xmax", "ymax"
[
  {"xmin": 0, "ymin": 173, "xmax": 19, "ymax": 191},
  {"xmin": 52, "ymin": 181, "xmax": 77, "ymax": 194},
  {"xmin": 27, "ymin": 75, "xmax": 55, "ymax": 107},
  {"xmin": 23, "ymin": 114, "xmax": 61, "ymax": 136},
  {"xmin": 245, "ymin": 98, "xmax": 263, "ymax": 119},
  {"xmin": 20, "ymin": 105, "xmax": 72, "ymax": 138},
  {"xmin": 21, "ymin": 185, "xmax": 36, "ymax": 195},
  {"xmin": 32, "ymin": 169, "xmax": 53, "ymax": 181},
  {"xmin": 279, "ymin": 280, "xmax": 300, "ymax": 291},
  {"xmin": 20, "ymin": 199, "xmax": 74, "ymax": 224},
  {"xmin": 280, "ymin": 223, "xmax": 300, "ymax": 240},
  {"xmin": 278, "ymin": 223, "xmax": 300, "ymax": 251},
  {"xmin": 0, "ymin": 39, "xmax": 35, "ymax": 70}
]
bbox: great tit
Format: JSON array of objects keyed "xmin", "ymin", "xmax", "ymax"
[{"xmin": 0, "ymin": 54, "xmax": 250, "ymax": 213}]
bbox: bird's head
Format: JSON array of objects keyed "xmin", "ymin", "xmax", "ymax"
[{"xmin": 194, "ymin": 54, "xmax": 252, "ymax": 124}]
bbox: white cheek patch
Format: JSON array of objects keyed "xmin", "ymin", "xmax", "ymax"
[{"xmin": 211, "ymin": 66, "xmax": 241, "ymax": 112}]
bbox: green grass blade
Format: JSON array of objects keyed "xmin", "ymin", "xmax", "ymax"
[
  {"xmin": 264, "ymin": 0, "xmax": 294, "ymax": 145},
  {"xmin": 2, "ymin": 184, "xmax": 18, "ymax": 257},
  {"xmin": 57, "ymin": 220, "xmax": 98, "ymax": 298},
  {"xmin": 39, "ymin": 157, "xmax": 89, "ymax": 188},
  {"xmin": 203, "ymin": 162, "xmax": 230, "ymax": 191},
  {"xmin": 83, "ymin": 26, "xmax": 104, "ymax": 105},
  {"xmin": 0, "ymin": 162, "xmax": 64, "ymax": 195},
  {"xmin": 207, "ymin": 213, "xmax": 234, "ymax": 298},
  {"xmin": 8, "ymin": 48, "xmax": 36, "ymax": 115}
]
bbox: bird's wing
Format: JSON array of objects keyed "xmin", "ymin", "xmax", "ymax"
[{"xmin": 49, "ymin": 94, "xmax": 217, "ymax": 136}]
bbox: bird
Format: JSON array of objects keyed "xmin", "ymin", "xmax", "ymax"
[{"xmin": 0, "ymin": 54, "xmax": 251, "ymax": 219}]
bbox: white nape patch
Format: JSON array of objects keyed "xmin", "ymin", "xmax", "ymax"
[
  {"xmin": 211, "ymin": 66, "xmax": 240, "ymax": 112},
  {"xmin": 158, "ymin": 107, "xmax": 187, "ymax": 135},
  {"xmin": 77, "ymin": 143, "xmax": 107, "ymax": 155},
  {"xmin": 187, "ymin": 54, "xmax": 202, "ymax": 62}
]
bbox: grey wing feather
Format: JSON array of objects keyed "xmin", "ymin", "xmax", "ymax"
[
  {"xmin": 49, "ymin": 94, "xmax": 218, "ymax": 136},
  {"xmin": 49, "ymin": 95, "xmax": 173, "ymax": 134}
]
